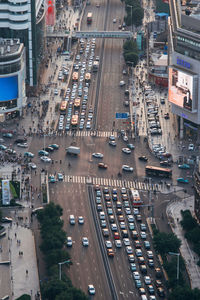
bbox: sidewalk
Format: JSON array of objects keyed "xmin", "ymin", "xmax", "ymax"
[{"xmin": 166, "ymin": 196, "xmax": 200, "ymax": 289}]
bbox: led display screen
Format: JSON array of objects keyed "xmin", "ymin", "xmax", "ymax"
[
  {"xmin": 168, "ymin": 67, "xmax": 195, "ymax": 111},
  {"xmin": 0, "ymin": 76, "xmax": 18, "ymax": 101}
]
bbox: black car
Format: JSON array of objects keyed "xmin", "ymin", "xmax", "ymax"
[
  {"xmin": 164, "ymin": 113, "xmax": 170, "ymax": 119},
  {"xmin": 14, "ymin": 138, "xmax": 27, "ymax": 144},
  {"xmin": 138, "ymin": 156, "xmax": 148, "ymax": 161},
  {"xmin": 44, "ymin": 147, "xmax": 54, "ymax": 152}
]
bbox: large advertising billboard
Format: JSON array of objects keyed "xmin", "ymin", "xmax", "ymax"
[
  {"xmin": 0, "ymin": 76, "xmax": 18, "ymax": 101},
  {"xmin": 46, "ymin": 0, "xmax": 55, "ymax": 26},
  {"xmin": 168, "ymin": 67, "xmax": 195, "ymax": 111}
]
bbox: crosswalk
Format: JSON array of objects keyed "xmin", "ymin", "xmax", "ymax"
[
  {"xmin": 63, "ymin": 175, "xmax": 162, "ymax": 191},
  {"xmin": 66, "ymin": 130, "xmax": 118, "ymax": 138}
]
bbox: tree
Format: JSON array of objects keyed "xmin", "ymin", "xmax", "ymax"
[
  {"xmin": 168, "ymin": 285, "xmax": 200, "ymax": 300},
  {"xmin": 124, "ymin": 52, "xmax": 139, "ymax": 66},
  {"xmin": 41, "ymin": 278, "xmax": 70, "ymax": 300},
  {"xmin": 180, "ymin": 210, "xmax": 198, "ymax": 231},
  {"xmin": 153, "ymin": 232, "xmax": 181, "ymax": 256},
  {"xmin": 56, "ymin": 287, "xmax": 88, "ymax": 300},
  {"xmin": 123, "ymin": 39, "xmax": 138, "ymax": 53},
  {"xmin": 132, "ymin": 6, "xmax": 144, "ymax": 27},
  {"xmin": 45, "ymin": 249, "xmax": 71, "ymax": 269},
  {"xmin": 185, "ymin": 227, "xmax": 200, "ymax": 244}
]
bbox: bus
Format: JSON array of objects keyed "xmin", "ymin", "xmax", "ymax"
[
  {"xmin": 85, "ymin": 72, "xmax": 91, "ymax": 83},
  {"xmin": 72, "ymin": 72, "xmax": 78, "ymax": 82},
  {"xmin": 145, "ymin": 165, "xmax": 172, "ymax": 178},
  {"xmin": 87, "ymin": 12, "xmax": 92, "ymax": 24},
  {"xmin": 74, "ymin": 98, "xmax": 81, "ymax": 108},
  {"xmin": 130, "ymin": 189, "xmax": 143, "ymax": 206},
  {"xmin": 60, "ymin": 101, "xmax": 67, "ymax": 114},
  {"xmin": 71, "ymin": 115, "xmax": 78, "ymax": 126},
  {"xmin": 92, "ymin": 61, "xmax": 99, "ymax": 72}
]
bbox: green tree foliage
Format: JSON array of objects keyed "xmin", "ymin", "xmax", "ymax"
[
  {"xmin": 180, "ymin": 210, "xmax": 198, "ymax": 231},
  {"xmin": 153, "ymin": 232, "xmax": 181, "ymax": 256},
  {"xmin": 45, "ymin": 249, "xmax": 70, "ymax": 269},
  {"xmin": 185, "ymin": 227, "xmax": 200, "ymax": 244},
  {"xmin": 168, "ymin": 285, "xmax": 200, "ymax": 300},
  {"xmin": 124, "ymin": 0, "xmax": 144, "ymax": 27},
  {"xmin": 56, "ymin": 287, "xmax": 89, "ymax": 300},
  {"xmin": 132, "ymin": 7, "xmax": 144, "ymax": 27},
  {"xmin": 123, "ymin": 40, "xmax": 139, "ymax": 66}
]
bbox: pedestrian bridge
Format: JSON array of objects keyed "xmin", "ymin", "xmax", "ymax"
[{"xmin": 46, "ymin": 30, "xmax": 133, "ymax": 39}]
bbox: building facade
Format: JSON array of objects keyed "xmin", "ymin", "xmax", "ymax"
[
  {"xmin": 0, "ymin": 38, "xmax": 26, "ymax": 118},
  {"xmin": 168, "ymin": 0, "xmax": 200, "ymax": 139},
  {"xmin": 0, "ymin": 0, "xmax": 46, "ymax": 86}
]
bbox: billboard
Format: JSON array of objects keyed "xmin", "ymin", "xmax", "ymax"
[
  {"xmin": 0, "ymin": 76, "xmax": 18, "ymax": 101},
  {"xmin": 2, "ymin": 180, "xmax": 11, "ymax": 205},
  {"xmin": 169, "ymin": 67, "xmax": 195, "ymax": 111},
  {"xmin": 46, "ymin": 0, "xmax": 55, "ymax": 26}
]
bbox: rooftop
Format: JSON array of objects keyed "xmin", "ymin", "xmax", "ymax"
[{"xmin": 0, "ymin": 38, "xmax": 22, "ymax": 57}]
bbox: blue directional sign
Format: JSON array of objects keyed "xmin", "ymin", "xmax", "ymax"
[{"xmin": 116, "ymin": 113, "xmax": 129, "ymax": 119}]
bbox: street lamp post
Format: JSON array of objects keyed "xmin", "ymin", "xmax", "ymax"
[
  {"xmin": 58, "ymin": 260, "xmax": 71, "ymax": 280},
  {"xmin": 168, "ymin": 252, "xmax": 180, "ymax": 280},
  {"xmin": 127, "ymin": 5, "xmax": 133, "ymax": 32}
]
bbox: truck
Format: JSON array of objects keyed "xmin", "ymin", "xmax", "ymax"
[{"xmin": 66, "ymin": 146, "xmax": 80, "ymax": 155}]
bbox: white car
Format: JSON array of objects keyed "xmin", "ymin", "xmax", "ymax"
[
  {"xmin": 133, "ymin": 271, "xmax": 140, "ymax": 280},
  {"xmin": 54, "ymin": 89, "xmax": 59, "ymax": 95},
  {"xmin": 126, "ymin": 246, "xmax": 133, "ymax": 254},
  {"xmin": 127, "ymin": 215, "xmax": 134, "ymax": 223},
  {"xmin": 88, "ymin": 285, "xmax": 95, "ymax": 295},
  {"xmin": 66, "ymin": 237, "xmax": 73, "ymax": 247},
  {"xmin": 105, "ymin": 240, "xmax": 112, "ymax": 248},
  {"xmin": 122, "ymin": 165, "xmax": 133, "ymax": 172},
  {"xmin": 17, "ymin": 143, "xmax": 28, "ymax": 148},
  {"xmin": 147, "ymin": 250, "xmax": 153, "ymax": 258},
  {"xmin": 125, "ymin": 208, "xmax": 131, "ymax": 215},
  {"xmin": 115, "ymin": 240, "xmax": 122, "ymax": 248},
  {"xmin": 123, "ymin": 238, "xmax": 130, "ymax": 246},
  {"xmin": 144, "ymin": 276, "xmax": 151, "ymax": 285},
  {"xmin": 40, "ymin": 156, "xmax": 51, "ymax": 163},
  {"xmin": 141, "ymin": 232, "xmax": 147, "ymax": 239},
  {"xmin": 109, "ymin": 135, "xmax": 115, "ymax": 141},
  {"xmin": 133, "ymin": 208, "xmax": 139, "ymax": 215},
  {"xmin": 82, "ymin": 237, "xmax": 89, "ymax": 246},
  {"xmin": 111, "ymin": 224, "xmax": 117, "ymax": 231},
  {"xmin": 113, "ymin": 18, "xmax": 117, "ymax": 23},
  {"xmin": 92, "ymin": 152, "xmax": 103, "ymax": 158},
  {"xmin": 28, "ymin": 162, "xmax": 37, "ymax": 169},
  {"xmin": 78, "ymin": 216, "xmax": 84, "ymax": 224},
  {"xmin": 119, "ymin": 222, "xmax": 126, "ymax": 229},
  {"xmin": 122, "ymin": 148, "xmax": 131, "ymax": 154},
  {"xmin": 188, "ymin": 143, "xmax": 194, "ymax": 151},
  {"xmin": 119, "ymin": 80, "xmax": 125, "ymax": 86},
  {"xmin": 123, "ymin": 135, "xmax": 128, "ymax": 142}
]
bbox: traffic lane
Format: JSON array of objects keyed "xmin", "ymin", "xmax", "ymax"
[
  {"xmin": 81, "ymin": 1, "xmax": 106, "ymax": 31},
  {"xmin": 51, "ymin": 182, "xmax": 111, "ymax": 299}
]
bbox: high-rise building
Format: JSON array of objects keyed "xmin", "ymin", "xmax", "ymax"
[
  {"xmin": 0, "ymin": 0, "xmax": 46, "ymax": 86},
  {"xmin": 168, "ymin": 0, "xmax": 200, "ymax": 139}
]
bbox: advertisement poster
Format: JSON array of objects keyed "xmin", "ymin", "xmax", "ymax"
[
  {"xmin": 168, "ymin": 67, "xmax": 194, "ymax": 111},
  {"xmin": 2, "ymin": 180, "xmax": 10, "ymax": 205},
  {"xmin": 46, "ymin": 0, "xmax": 55, "ymax": 26}
]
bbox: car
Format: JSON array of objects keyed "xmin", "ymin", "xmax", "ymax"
[
  {"xmin": 105, "ymin": 240, "xmax": 112, "ymax": 248},
  {"xmin": 126, "ymin": 246, "xmax": 133, "ymax": 254},
  {"xmin": 125, "ymin": 208, "xmax": 131, "ymax": 215},
  {"xmin": 54, "ymin": 89, "xmax": 59, "ymax": 95},
  {"xmin": 97, "ymin": 204, "xmax": 102, "ymax": 211},
  {"xmin": 78, "ymin": 216, "xmax": 84, "ymax": 224},
  {"xmin": 140, "ymin": 264, "xmax": 147, "ymax": 274},
  {"xmin": 92, "ymin": 152, "xmax": 103, "ymax": 158},
  {"xmin": 38, "ymin": 150, "xmax": 49, "ymax": 156},
  {"xmin": 1, "ymin": 217, "xmax": 13, "ymax": 223},
  {"xmin": 141, "ymin": 232, "xmax": 146, "ymax": 239},
  {"xmin": 139, "ymin": 156, "xmax": 148, "ymax": 161},
  {"xmin": 140, "ymin": 223, "xmax": 147, "ymax": 231},
  {"xmin": 127, "ymin": 215, "xmax": 134, "ymax": 223},
  {"xmin": 107, "ymin": 248, "xmax": 114, "ymax": 257},
  {"xmin": 136, "ymin": 214, "xmax": 142, "ymax": 222},
  {"xmin": 102, "ymin": 228, "xmax": 109, "ymax": 237},
  {"xmin": 111, "ymin": 224, "xmax": 117, "ymax": 231},
  {"xmin": 57, "ymin": 173, "xmax": 63, "ymax": 181},
  {"xmin": 155, "ymin": 280, "xmax": 163, "ymax": 288},
  {"xmin": 130, "ymin": 263, "xmax": 137, "ymax": 271},
  {"xmin": 100, "ymin": 220, "xmax": 106, "ymax": 228},
  {"xmin": 14, "ymin": 138, "xmax": 27, "ymax": 144},
  {"xmin": 135, "ymin": 249, "xmax": 142, "ymax": 257},
  {"xmin": 178, "ymin": 163, "xmax": 190, "ymax": 169},
  {"xmin": 133, "ymin": 271, "xmax": 140, "ymax": 280},
  {"xmin": 109, "ymin": 135, "xmax": 115, "ymax": 141},
  {"xmin": 135, "ymin": 280, "xmax": 142, "ymax": 288},
  {"xmin": 155, "ymin": 267, "xmax": 162, "ymax": 278},
  {"xmin": 149, "ymin": 296, "xmax": 156, "ymax": 300},
  {"xmin": 113, "ymin": 18, "xmax": 117, "ymax": 23},
  {"xmin": 66, "ymin": 237, "xmax": 73, "ymax": 247},
  {"xmin": 44, "ymin": 146, "xmax": 54, "ymax": 153},
  {"xmin": 109, "ymin": 140, "xmax": 117, "ymax": 146},
  {"xmin": 177, "ymin": 178, "xmax": 189, "ymax": 184},
  {"xmin": 164, "ymin": 113, "xmax": 169, "ymax": 119},
  {"xmin": 157, "ymin": 287, "xmax": 165, "ymax": 297},
  {"xmin": 123, "ymin": 238, "xmax": 130, "ymax": 246},
  {"xmin": 144, "ymin": 276, "xmax": 151, "ymax": 285},
  {"xmin": 135, "ymin": 240, "xmax": 141, "ymax": 249},
  {"xmin": 128, "ymin": 254, "xmax": 135, "ymax": 262},
  {"xmin": 82, "ymin": 237, "xmax": 89, "ymax": 246},
  {"xmin": 17, "ymin": 143, "xmax": 28, "ymax": 148},
  {"xmin": 107, "ymin": 208, "xmax": 113, "ymax": 215},
  {"xmin": 40, "ymin": 156, "xmax": 51, "ymax": 163},
  {"xmin": 127, "ymin": 143, "xmax": 135, "ymax": 149},
  {"xmin": 28, "ymin": 162, "xmax": 37, "ymax": 169},
  {"xmin": 49, "ymin": 175, "xmax": 56, "ymax": 183},
  {"xmin": 119, "ymin": 222, "xmax": 126, "ymax": 229},
  {"xmin": 148, "ymin": 285, "xmax": 155, "ymax": 295},
  {"xmin": 148, "ymin": 259, "xmax": 154, "ymax": 268},
  {"xmin": 0, "ymin": 144, "xmax": 7, "ymax": 150},
  {"xmin": 188, "ymin": 143, "xmax": 194, "ymax": 151},
  {"xmin": 147, "ymin": 251, "xmax": 153, "ymax": 259},
  {"xmin": 99, "ymin": 212, "xmax": 105, "ymax": 220},
  {"xmin": 144, "ymin": 241, "xmax": 150, "ymax": 249},
  {"xmin": 129, "ymin": 223, "xmax": 135, "ymax": 230},
  {"xmin": 160, "ymin": 160, "xmax": 171, "ymax": 166},
  {"xmin": 98, "ymin": 162, "xmax": 108, "ymax": 169},
  {"xmin": 96, "ymin": 3, "xmax": 100, "ymax": 7},
  {"xmin": 88, "ymin": 285, "xmax": 95, "ymax": 295},
  {"xmin": 133, "ymin": 208, "xmax": 139, "ymax": 215},
  {"xmin": 122, "ymin": 165, "xmax": 133, "ymax": 172},
  {"xmin": 123, "ymin": 135, "xmax": 128, "ymax": 142},
  {"xmin": 115, "ymin": 240, "xmax": 122, "ymax": 248},
  {"xmin": 3, "ymin": 133, "xmax": 13, "ymax": 138},
  {"xmin": 24, "ymin": 152, "xmax": 34, "ymax": 158},
  {"xmin": 122, "ymin": 148, "xmax": 131, "ymax": 154}
]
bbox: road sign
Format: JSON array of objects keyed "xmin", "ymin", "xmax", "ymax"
[{"xmin": 116, "ymin": 113, "xmax": 129, "ymax": 119}]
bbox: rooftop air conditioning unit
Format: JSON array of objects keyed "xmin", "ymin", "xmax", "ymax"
[
  {"xmin": 1, "ymin": 47, "xmax": 4, "ymax": 55},
  {"xmin": 7, "ymin": 46, "xmax": 10, "ymax": 52}
]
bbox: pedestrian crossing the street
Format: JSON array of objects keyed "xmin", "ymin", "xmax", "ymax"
[
  {"xmin": 66, "ymin": 130, "xmax": 118, "ymax": 138},
  {"xmin": 63, "ymin": 175, "xmax": 162, "ymax": 191}
]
